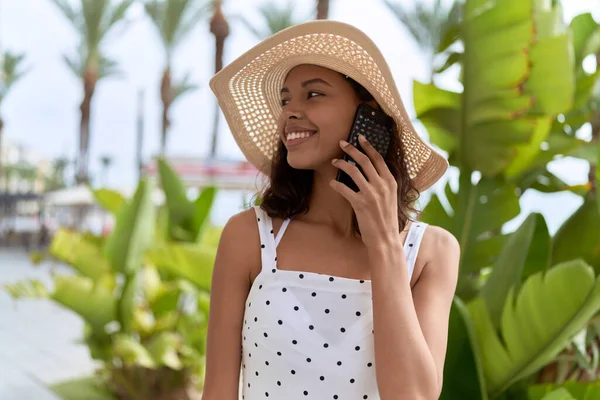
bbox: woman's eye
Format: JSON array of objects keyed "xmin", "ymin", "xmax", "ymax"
[
  {"xmin": 280, "ymin": 92, "xmax": 322, "ymax": 106},
  {"xmin": 281, "ymin": 99, "xmax": 290, "ymax": 106},
  {"xmin": 308, "ymin": 91, "xmax": 322, "ymax": 99}
]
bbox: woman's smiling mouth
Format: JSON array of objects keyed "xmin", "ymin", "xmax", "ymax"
[{"xmin": 285, "ymin": 130, "xmax": 317, "ymax": 148}]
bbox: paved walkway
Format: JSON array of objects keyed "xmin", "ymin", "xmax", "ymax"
[{"xmin": 0, "ymin": 249, "xmax": 99, "ymax": 400}]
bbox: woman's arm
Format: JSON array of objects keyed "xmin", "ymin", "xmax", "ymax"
[
  {"xmin": 201, "ymin": 210, "xmax": 260, "ymax": 400},
  {"xmin": 370, "ymin": 226, "xmax": 460, "ymax": 400}
]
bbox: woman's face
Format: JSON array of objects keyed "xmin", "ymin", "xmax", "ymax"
[{"xmin": 278, "ymin": 64, "xmax": 362, "ymax": 171}]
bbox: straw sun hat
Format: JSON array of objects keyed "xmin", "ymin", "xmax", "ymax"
[{"xmin": 209, "ymin": 20, "xmax": 448, "ymax": 191}]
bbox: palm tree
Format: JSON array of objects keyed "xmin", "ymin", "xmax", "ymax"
[
  {"xmin": 99, "ymin": 155, "xmax": 113, "ymax": 187},
  {"xmin": 0, "ymin": 52, "xmax": 27, "ymax": 188},
  {"xmin": 46, "ymin": 157, "xmax": 70, "ymax": 191},
  {"xmin": 143, "ymin": 0, "xmax": 206, "ymax": 154},
  {"xmin": 316, "ymin": 0, "xmax": 330, "ymax": 20},
  {"xmin": 382, "ymin": 0, "xmax": 461, "ymax": 82},
  {"xmin": 235, "ymin": 1, "xmax": 304, "ymax": 40},
  {"xmin": 50, "ymin": 0, "xmax": 135, "ymax": 184},
  {"xmin": 209, "ymin": 0, "xmax": 230, "ymax": 159}
]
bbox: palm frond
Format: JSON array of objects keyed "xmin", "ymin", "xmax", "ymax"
[
  {"xmin": 172, "ymin": 72, "xmax": 198, "ymax": 103},
  {"xmin": 231, "ymin": 14, "xmax": 265, "ymax": 39},
  {"xmin": 0, "ymin": 52, "xmax": 27, "ymax": 103},
  {"xmin": 173, "ymin": 1, "xmax": 210, "ymax": 49},
  {"xmin": 145, "ymin": 0, "xmax": 208, "ymax": 53},
  {"xmin": 260, "ymin": 1, "xmax": 298, "ymax": 36},
  {"xmin": 50, "ymin": 0, "xmax": 82, "ymax": 30},
  {"xmin": 107, "ymin": 0, "xmax": 136, "ymax": 30},
  {"xmin": 98, "ymin": 53, "xmax": 122, "ymax": 79},
  {"xmin": 81, "ymin": 0, "xmax": 111, "ymax": 50},
  {"xmin": 383, "ymin": 0, "xmax": 462, "ymax": 57}
]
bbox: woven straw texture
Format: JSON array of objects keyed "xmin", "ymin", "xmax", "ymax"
[{"xmin": 209, "ymin": 20, "xmax": 448, "ymax": 191}]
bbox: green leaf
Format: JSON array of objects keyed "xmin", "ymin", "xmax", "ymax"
[
  {"xmin": 3, "ymin": 279, "xmax": 49, "ymax": 300},
  {"xmin": 104, "ymin": 178, "xmax": 155, "ymax": 274},
  {"xmin": 50, "ymin": 229, "xmax": 112, "ymax": 282},
  {"xmin": 414, "ymin": 81, "xmax": 461, "ymax": 117},
  {"xmin": 92, "ymin": 188, "xmax": 125, "ymax": 215},
  {"xmin": 51, "ymin": 275, "xmax": 116, "ymax": 333},
  {"xmin": 147, "ymin": 332, "xmax": 183, "ymax": 370},
  {"xmin": 570, "ymin": 13, "xmax": 600, "ymax": 65},
  {"xmin": 117, "ymin": 271, "xmax": 139, "ymax": 334},
  {"xmin": 540, "ymin": 388, "xmax": 577, "ymax": 400},
  {"xmin": 468, "ymin": 260, "xmax": 600, "ymax": 397},
  {"xmin": 157, "ymin": 157, "xmax": 195, "ymax": 238},
  {"xmin": 439, "ymin": 297, "xmax": 488, "ymax": 400},
  {"xmin": 481, "ymin": 213, "xmax": 549, "ymax": 329},
  {"xmin": 148, "ymin": 243, "xmax": 216, "ymax": 292},
  {"xmin": 50, "ymin": 376, "xmax": 116, "ymax": 400},
  {"xmin": 192, "ymin": 186, "xmax": 217, "ymax": 242},
  {"xmin": 529, "ymin": 381, "xmax": 600, "ymax": 400},
  {"xmin": 552, "ymin": 194, "xmax": 600, "ymax": 274},
  {"xmin": 521, "ymin": 213, "xmax": 552, "ymax": 281},
  {"xmin": 421, "ymin": 177, "xmax": 521, "ymax": 277},
  {"xmin": 112, "ymin": 334, "xmax": 156, "ymax": 368},
  {"xmin": 460, "ymin": 0, "xmax": 574, "ymax": 176}
]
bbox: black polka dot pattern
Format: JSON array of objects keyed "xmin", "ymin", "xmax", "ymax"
[{"xmin": 242, "ymin": 207, "xmax": 428, "ymax": 399}]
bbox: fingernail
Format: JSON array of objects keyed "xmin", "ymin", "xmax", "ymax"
[
  {"xmin": 340, "ymin": 140, "xmax": 349, "ymax": 147},
  {"xmin": 358, "ymin": 134, "xmax": 366, "ymax": 142},
  {"xmin": 331, "ymin": 158, "xmax": 338, "ymax": 164}
]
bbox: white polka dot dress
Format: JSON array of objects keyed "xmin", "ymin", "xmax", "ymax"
[{"xmin": 242, "ymin": 206, "xmax": 428, "ymax": 399}]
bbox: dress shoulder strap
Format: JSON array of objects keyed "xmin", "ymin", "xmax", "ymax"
[
  {"xmin": 253, "ymin": 206, "xmax": 276, "ymax": 272},
  {"xmin": 404, "ymin": 221, "xmax": 428, "ymax": 280}
]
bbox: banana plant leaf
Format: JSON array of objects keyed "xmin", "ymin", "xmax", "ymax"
[
  {"xmin": 529, "ymin": 381, "xmax": 600, "ymax": 400},
  {"xmin": 420, "ymin": 177, "xmax": 520, "ymax": 277},
  {"xmin": 146, "ymin": 332, "xmax": 183, "ymax": 370},
  {"xmin": 481, "ymin": 213, "xmax": 551, "ymax": 329},
  {"xmin": 552, "ymin": 194, "xmax": 600, "ymax": 274},
  {"xmin": 112, "ymin": 334, "xmax": 156, "ymax": 368},
  {"xmin": 157, "ymin": 157, "xmax": 195, "ymax": 239},
  {"xmin": 463, "ymin": 0, "xmax": 573, "ymax": 176},
  {"xmin": 50, "ymin": 229, "xmax": 112, "ymax": 283},
  {"xmin": 51, "ymin": 275, "xmax": 116, "ymax": 334},
  {"xmin": 414, "ymin": 0, "xmax": 574, "ymax": 177},
  {"xmin": 50, "ymin": 376, "xmax": 116, "ymax": 400},
  {"xmin": 539, "ymin": 388, "xmax": 577, "ymax": 400},
  {"xmin": 192, "ymin": 186, "xmax": 217, "ymax": 243},
  {"xmin": 92, "ymin": 188, "xmax": 125, "ymax": 215},
  {"xmin": 104, "ymin": 178, "xmax": 156, "ymax": 274},
  {"xmin": 570, "ymin": 13, "xmax": 600, "ymax": 66},
  {"xmin": 147, "ymin": 243, "xmax": 216, "ymax": 292},
  {"xmin": 117, "ymin": 271, "xmax": 140, "ymax": 334},
  {"xmin": 468, "ymin": 260, "xmax": 600, "ymax": 397},
  {"xmin": 440, "ymin": 297, "xmax": 488, "ymax": 400}
]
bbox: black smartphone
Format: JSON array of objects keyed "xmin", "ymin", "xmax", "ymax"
[{"xmin": 335, "ymin": 103, "xmax": 394, "ymax": 192}]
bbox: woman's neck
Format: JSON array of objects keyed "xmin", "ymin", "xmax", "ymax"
[{"xmin": 302, "ymin": 167, "xmax": 356, "ymax": 237}]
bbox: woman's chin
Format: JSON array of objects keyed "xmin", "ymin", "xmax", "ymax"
[{"xmin": 287, "ymin": 156, "xmax": 318, "ymax": 171}]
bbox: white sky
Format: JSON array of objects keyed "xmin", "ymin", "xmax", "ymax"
[{"xmin": 1, "ymin": 0, "xmax": 599, "ymax": 230}]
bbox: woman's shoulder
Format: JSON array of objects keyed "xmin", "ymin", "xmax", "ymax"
[
  {"xmin": 418, "ymin": 223, "xmax": 460, "ymax": 267},
  {"xmin": 218, "ymin": 208, "xmax": 262, "ymax": 260},
  {"xmin": 221, "ymin": 207, "xmax": 260, "ymax": 241}
]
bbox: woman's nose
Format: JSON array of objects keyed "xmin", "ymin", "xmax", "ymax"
[{"xmin": 281, "ymin": 103, "xmax": 304, "ymax": 120}]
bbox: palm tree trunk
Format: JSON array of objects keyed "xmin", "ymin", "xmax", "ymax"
[
  {"xmin": 316, "ymin": 0, "xmax": 330, "ymax": 19},
  {"xmin": 160, "ymin": 67, "xmax": 172, "ymax": 155},
  {"xmin": 77, "ymin": 69, "xmax": 97, "ymax": 184},
  {"xmin": 210, "ymin": 1, "xmax": 230, "ymax": 160},
  {"xmin": 0, "ymin": 117, "xmax": 4, "ymax": 191}
]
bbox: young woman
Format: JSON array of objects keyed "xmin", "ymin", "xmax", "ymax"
[{"xmin": 202, "ymin": 21, "xmax": 460, "ymax": 400}]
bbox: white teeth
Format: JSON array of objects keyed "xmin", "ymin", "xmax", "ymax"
[{"xmin": 286, "ymin": 131, "xmax": 314, "ymax": 141}]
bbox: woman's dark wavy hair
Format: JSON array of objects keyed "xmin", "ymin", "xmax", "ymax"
[{"xmin": 259, "ymin": 75, "xmax": 421, "ymax": 235}]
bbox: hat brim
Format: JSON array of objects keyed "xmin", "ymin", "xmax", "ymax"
[{"xmin": 209, "ymin": 20, "xmax": 448, "ymax": 192}]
